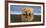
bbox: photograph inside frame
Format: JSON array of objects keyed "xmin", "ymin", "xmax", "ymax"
[{"xmin": 8, "ymin": 3, "xmax": 43, "ymax": 25}]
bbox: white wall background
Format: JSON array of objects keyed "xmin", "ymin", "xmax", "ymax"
[{"xmin": 0, "ymin": 0, "xmax": 46, "ymax": 28}]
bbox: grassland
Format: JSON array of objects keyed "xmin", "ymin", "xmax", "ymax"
[{"xmin": 11, "ymin": 14, "xmax": 41, "ymax": 23}]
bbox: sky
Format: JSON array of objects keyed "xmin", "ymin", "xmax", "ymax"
[{"xmin": 10, "ymin": 5, "xmax": 41, "ymax": 15}]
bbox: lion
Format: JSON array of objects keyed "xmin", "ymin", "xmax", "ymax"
[{"xmin": 21, "ymin": 8, "xmax": 34, "ymax": 22}]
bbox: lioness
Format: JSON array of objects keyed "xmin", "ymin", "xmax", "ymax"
[{"xmin": 21, "ymin": 8, "xmax": 34, "ymax": 22}]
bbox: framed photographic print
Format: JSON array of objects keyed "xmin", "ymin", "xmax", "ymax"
[{"xmin": 5, "ymin": 1, "xmax": 44, "ymax": 27}]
